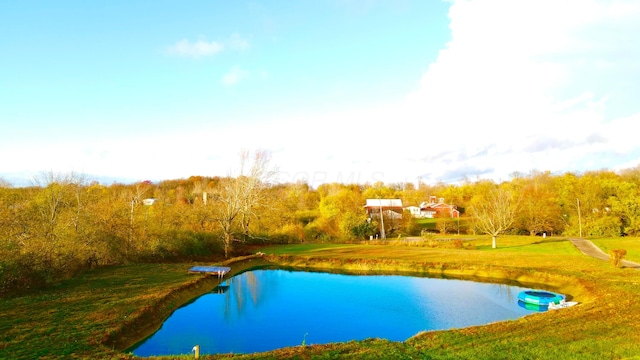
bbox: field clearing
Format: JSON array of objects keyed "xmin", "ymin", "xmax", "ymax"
[
  {"xmin": 1, "ymin": 236, "xmax": 640, "ymax": 359},
  {"xmin": 266, "ymin": 237, "xmax": 606, "ymax": 275}
]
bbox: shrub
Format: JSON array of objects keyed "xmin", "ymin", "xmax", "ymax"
[
  {"xmin": 153, "ymin": 230, "xmax": 222, "ymax": 261},
  {"xmin": 350, "ymin": 221, "xmax": 377, "ymax": 239},
  {"xmin": 610, "ymin": 249, "xmax": 627, "ymax": 268},
  {"xmin": 588, "ymin": 216, "xmax": 623, "ymax": 237},
  {"xmin": 272, "ymin": 224, "xmax": 305, "ymax": 243},
  {"xmin": 0, "ymin": 256, "xmax": 50, "ymax": 295},
  {"xmin": 451, "ymin": 239, "xmax": 464, "ymax": 249},
  {"xmin": 304, "ymin": 220, "xmax": 334, "ymax": 242}
]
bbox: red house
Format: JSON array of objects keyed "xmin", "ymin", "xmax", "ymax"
[{"xmin": 419, "ymin": 196, "xmax": 459, "ymax": 218}]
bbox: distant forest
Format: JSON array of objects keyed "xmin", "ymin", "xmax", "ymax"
[{"xmin": 2, "ymin": 165, "xmax": 640, "ymax": 294}]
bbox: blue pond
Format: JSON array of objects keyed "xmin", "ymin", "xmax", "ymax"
[{"xmin": 131, "ymin": 269, "xmax": 541, "ymax": 357}]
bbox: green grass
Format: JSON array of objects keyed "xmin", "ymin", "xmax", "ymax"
[
  {"xmin": 415, "ymin": 217, "xmax": 438, "ymax": 228},
  {"xmin": 262, "ymin": 236, "xmax": 596, "ymax": 276},
  {"xmin": 0, "ymin": 263, "xmax": 198, "ymax": 359},
  {"xmin": 468, "ymin": 235, "xmax": 580, "ymax": 255},
  {"xmin": 269, "ymin": 236, "xmax": 580, "ymax": 258},
  {"xmin": 414, "ymin": 217, "xmax": 470, "ymax": 234},
  {"xmin": 0, "ymin": 258, "xmax": 268, "ymax": 359},
  {"xmin": 2, "ymin": 237, "xmax": 640, "ymax": 359},
  {"xmin": 264, "ymin": 243, "xmax": 362, "ymax": 256},
  {"xmin": 590, "ymin": 237, "xmax": 640, "ymax": 263}
]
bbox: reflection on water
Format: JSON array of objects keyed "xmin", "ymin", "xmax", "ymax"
[{"xmin": 131, "ymin": 269, "xmax": 540, "ymax": 357}]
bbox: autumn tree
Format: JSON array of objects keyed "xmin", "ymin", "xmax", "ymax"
[
  {"xmin": 436, "ymin": 216, "xmax": 456, "ymax": 235},
  {"xmin": 26, "ymin": 172, "xmax": 91, "ymax": 271},
  {"xmin": 400, "ymin": 181, "xmax": 427, "ymax": 209},
  {"xmin": 0, "ymin": 185, "xmax": 26, "ymax": 260},
  {"xmin": 125, "ymin": 181, "xmax": 154, "ymax": 255},
  {"xmin": 322, "ymin": 184, "xmax": 369, "ymax": 239},
  {"xmin": 305, "ymin": 183, "xmax": 364, "ymax": 240},
  {"xmin": 362, "ymin": 181, "xmax": 398, "ymax": 199},
  {"xmin": 439, "ymin": 181, "xmax": 473, "ymax": 214},
  {"xmin": 469, "ymin": 184, "xmax": 519, "ymax": 248},
  {"xmin": 612, "ymin": 168, "xmax": 640, "ymax": 235},
  {"xmin": 577, "ymin": 171, "xmax": 623, "ymax": 236},
  {"xmin": 515, "ymin": 171, "xmax": 563, "ymax": 235},
  {"xmin": 238, "ymin": 152, "xmax": 278, "ymax": 240},
  {"xmin": 212, "ymin": 150, "xmax": 277, "ymax": 258},
  {"xmin": 262, "ymin": 182, "xmax": 320, "ymax": 242}
]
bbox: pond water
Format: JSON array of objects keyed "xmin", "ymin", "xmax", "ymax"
[{"xmin": 130, "ymin": 269, "xmax": 542, "ymax": 357}]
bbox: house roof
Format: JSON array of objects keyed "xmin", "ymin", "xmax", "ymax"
[
  {"xmin": 420, "ymin": 197, "xmax": 456, "ymax": 210},
  {"xmin": 365, "ymin": 199, "xmax": 403, "ymax": 208},
  {"xmin": 429, "ymin": 203, "xmax": 456, "ymax": 210}
]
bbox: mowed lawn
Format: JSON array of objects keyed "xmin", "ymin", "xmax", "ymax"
[
  {"xmin": 590, "ymin": 237, "xmax": 640, "ymax": 263},
  {"xmin": 1, "ymin": 236, "xmax": 640, "ymax": 359},
  {"xmin": 265, "ymin": 236, "xmax": 600, "ymax": 275}
]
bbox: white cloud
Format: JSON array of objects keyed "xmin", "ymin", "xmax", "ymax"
[
  {"xmin": 166, "ymin": 34, "xmax": 250, "ymax": 58},
  {"xmin": 221, "ymin": 65, "xmax": 249, "ymax": 86},
  {"xmin": 167, "ymin": 39, "xmax": 224, "ymax": 58},
  {"xmin": 221, "ymin": 0, "xmax": 640, "ymax": 186},
  {"xmin": 389, "ymin": 0, "xmax": 640, "ymax": 184}
]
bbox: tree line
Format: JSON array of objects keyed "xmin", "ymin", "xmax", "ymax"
[{"xmin": 2, "ymin": 162, "xmax": 640, "ymax": 294}]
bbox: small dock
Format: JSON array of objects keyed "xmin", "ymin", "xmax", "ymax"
[{"xmin": 188, "ymin": 266, "xmax": 231, "ymax": 278}]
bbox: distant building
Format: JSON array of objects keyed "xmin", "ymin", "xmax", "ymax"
[
  {"xmin": 364, "ymin": 199, "xmax": 404, "ymax": 219},
  {"xmin": 405, "ymin": 205, "xmax": 422, "ymax": 217},
  {"xmin": 413, "ymin": 196, "xmax": 459, "ymax": 218}
]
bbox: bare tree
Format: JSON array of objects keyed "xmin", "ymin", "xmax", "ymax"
[
  {"xmin": 127, "ymin": 181, "xmax": 153, "ymax": 254},
  {"xmin": 30, "ymin": 171, "xmax": 77, "ymax": 243},
  {"xmin": 470, "ymin": 186, "xmax": 519, "ymax": 249},
  {"xmin": 213, "ymin": 150, "xmax": 277, "ymax": 258},
  {"xmin": 28, "ymin": 171, "xmax": 90, "ymax": 268}
]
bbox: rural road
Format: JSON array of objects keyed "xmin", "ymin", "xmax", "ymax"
[{"xmin": 569, "ymin": 238, "xmax": 640, "ymax": 269}]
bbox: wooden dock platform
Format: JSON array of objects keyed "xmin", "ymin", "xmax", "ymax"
[{"xmin": 188, "ymin": 266, "xmax": 231, "ymax": 278}]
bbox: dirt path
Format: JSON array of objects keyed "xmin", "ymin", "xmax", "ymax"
[{"xmin": 569, "ymin": 238, "xmax": 640, "ymax": 269}]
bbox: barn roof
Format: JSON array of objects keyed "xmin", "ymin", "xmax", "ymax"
[{"xmin": 365, "ymin": 199, "xmax": 403, "ymax": 208}]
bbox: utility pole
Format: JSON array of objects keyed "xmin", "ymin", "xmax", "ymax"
[
  {"xmin": 577, "ymin": 198, "xmax": 582, "ymax": 238},
  {"xmin": 379, "ymin": 199, "xmax": 386, "ymax": 240}
]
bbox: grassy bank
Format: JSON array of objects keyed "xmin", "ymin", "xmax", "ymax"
[
  {"xmin": 0, "ymin": 257, "xmax": 269, "ymax": 359},
  {"xmin": 1, "ymin": 236, "xmax": 640, "ymax": 359}
]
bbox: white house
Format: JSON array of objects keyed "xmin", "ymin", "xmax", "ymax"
[{"xmin": 404, "ymin": 205, "xmax": 422, "ymax": 217}]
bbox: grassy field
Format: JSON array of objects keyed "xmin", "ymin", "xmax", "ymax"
[
  {"xmin": 590, "ymin": 237, "xmax": 640, "ymax": 263},
  {"xmin": 0, "ymin": 257, "xmax": 269, "ymax": 359},
  {"xmin": 1, "ymin": 236, "xmax": 640, "ymax": 359}
]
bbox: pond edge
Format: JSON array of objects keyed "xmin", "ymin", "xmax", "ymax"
[{"xmin": 109, "ymin": 253, "xmax": 593, "ymax": 354}]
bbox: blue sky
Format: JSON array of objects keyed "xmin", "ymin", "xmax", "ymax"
[{"xmin": 2, "ymin": 1, "xmax": 640, "ymax": 187}]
